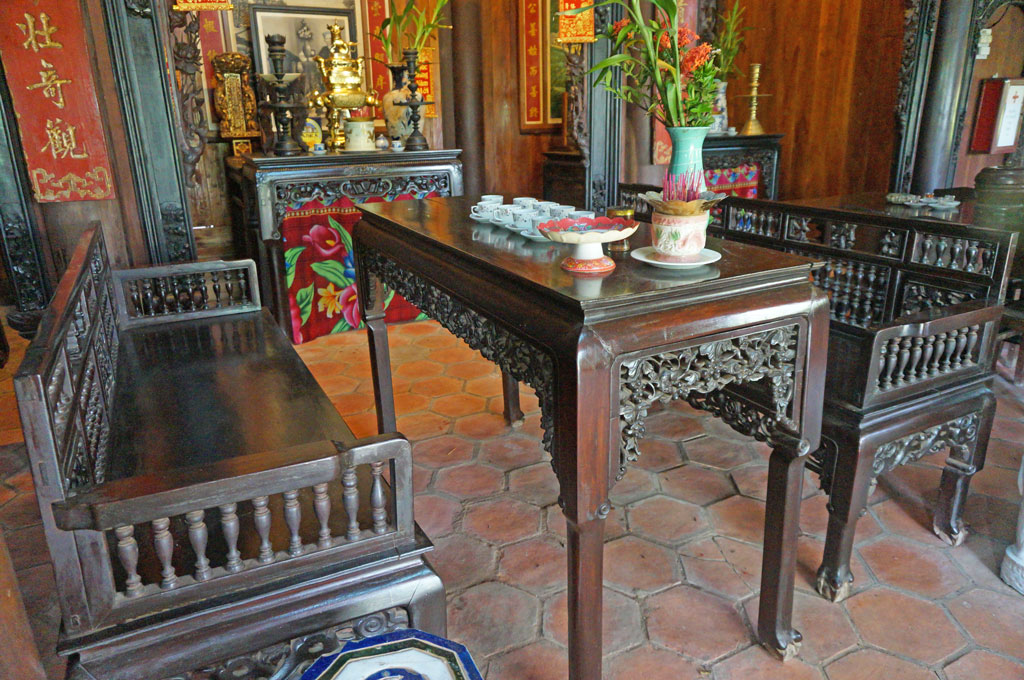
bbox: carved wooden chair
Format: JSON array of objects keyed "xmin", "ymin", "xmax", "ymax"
[
  {"xmin": 711, "ymin": 197, "xmax": 1016, "ymax": 601},
  {"xmin": 14, "ymin": 229, "xmax": 444, "ymax": 680}
]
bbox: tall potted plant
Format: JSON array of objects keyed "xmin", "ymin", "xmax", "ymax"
[
  {"xmin": 572, "ymin": 0, "xmax": 719, "ymax": 201},
  {"xmin": 711, "ymin": 0, "xmax": 746, "ymax": 133},
  {"xmin": 373, "ymin": 0, "xmax": 451, "ymax": 142}
]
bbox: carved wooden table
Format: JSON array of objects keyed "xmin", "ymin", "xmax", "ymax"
[{"xmin": 354, "ymin": 196, "xmax": 830, "ymax": 677}]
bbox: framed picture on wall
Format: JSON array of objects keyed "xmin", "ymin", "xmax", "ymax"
[
  {"xmin": 519, "ymin": 0, "xmax": 567, "ymax": 131},
  {"xmin": 970, "ymin": 78, "xmax": 1024, "ymax": 154},
  {"xmin": 249, "ymin": 5, "xmax": 359, "ymax": 85}
]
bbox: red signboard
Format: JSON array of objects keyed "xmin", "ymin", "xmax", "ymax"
[
  {"xmin": 366, "ymin": 0, "xmax": 388, "ymax": 120},
  {"xmin": 519, "ymin": 0, "xmax": 546, "ymax": 129},
  {"xmin": 0, "ymin": 1, "xmax": 116, "ymax": 202}
]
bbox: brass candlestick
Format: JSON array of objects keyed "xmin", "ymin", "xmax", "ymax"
[{"xmin": 738, "ymin": 63, "xmax": 772, "ymax": 136}]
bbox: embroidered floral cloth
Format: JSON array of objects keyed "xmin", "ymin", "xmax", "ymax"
[
  {"xmin": 705, "ymin": 162, "xmax": 760, "ymax": 198},
  {"xmin": 282, "ymin": 196, "xmax": 434, "ymax": 344}
]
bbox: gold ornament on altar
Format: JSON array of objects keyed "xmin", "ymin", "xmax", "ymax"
[
  {"xmin": 172, "ymin": 2, "xmax": 234, "ymax": 9},
  {"xmin": 739, "ymin": 63, "xmax": 771, "ymax": 136},
  {"xmin": 557, "ymin": 0, "xmax": 596, "ymax": 44},
  {"xmin": 212, "ymin": 53, "xmax": 260, "ymax": 156},
  {"xmin": 309, "ymin": 22, "xmax": 379, "ymax": 152}
]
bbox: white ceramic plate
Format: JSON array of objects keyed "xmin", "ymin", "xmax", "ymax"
[{"xmin": 631, "ymin": 247, "xmax": 722, "ymax": 269}]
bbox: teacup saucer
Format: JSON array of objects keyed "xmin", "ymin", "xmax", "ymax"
[
  {"xmin": 631, "ymin": 247, "xmax": 722, "ymax": 269},
  {"xmin": 470, "ymin": 213, "xmax": 493, "ymax": 222},
  {"xmin": 519, "ymin": 230, "xmax": 548, "ymax": 242}
]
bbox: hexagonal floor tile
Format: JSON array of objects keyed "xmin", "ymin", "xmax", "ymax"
[
  {"xmin": 544, "ymin": 504, "xmax": 628, "ymax": 542},
  {"xmin": 858, "ymin": 536, "xmax": 967, "ymax": 599},
  {"xmin": 659, "ymin": 464, "xmax": 735, "ymax": 506},
  {"xmin": 413, "ymin": 493, "xmax": 461, "ymax": 539},
  {"xmin": 713, "ymin": 645, "xmax": 823, "ymax": 680},
  {"xmin": 602, "ymin": 535, "xmax": 679, "ymax": 592},
  {"xmin": 626, "ymin": 495, "xmax": 708, "ymax": 545},
  {"xmin": 707, "ymin": 495, "xmax": 766, "ymax": 545},
  {"xmin": 463, "ymin": 497, "xmax": 541, "ymax": 545},
  {"xmin": 542, "ymin": 587, "xmax": 643, "ymax": 655},
  {"xmin": 678, "ymin": 537, "xmax": 755, "ymax": 599},
  {"xmin": 508, "ymin": 462, "xmax": 561, "ymax": 506},
  {"xmin": 608, "ymin": 466, "xmax": 659, "ymax": 506},
  {"xmin": 478, "ymin": 436, "xmax": 544, "ymax": 470},
  {"xmin": 943, "ymin": 649, "xmax": 1024, "ymax": 680},
  {"xmin": 412, "ymin": 435, "xmax": 476, "ymax": 468},
  {"xmin": 743, "ymin": 590, "xmax": 858, "ymax": 665},
  {"xmin": 631, "ymin": 438, "xmax": 685, "ymax": 472},
  {"xmin": 409, "ymin": 376, "xmax": 464, "ymax": 397},
  {"xmin": 427, "ymin": 533, "xmax": 497, "ymax": 591},
  {"xmin": 498, "ymin": 537, "xmax": 566, "ymax": 593},
  {"xmin": 488, "ymin": 640, "xmax": 566, "ymax": 680},
  {"xmin": 825, "ymin": 648, "xmax": 937, "ymax": 680},
  {"xmin": 447, "ymin": 582, "xmax": 541, "ymax": 659},
  {"xmin": 845, "ymin": 588, "xmax": 967, "ymax": 664},
  {"xmin": 434, "ymin": 463, "xmax": 505, "ymax": 500},
  {"xmin": 396, "ymin": 411, "xmax": 451, "ymax": 440},
  {"xmin": 645, "ymin": 584, "xmax": 750, "ymax": 662},
  {"xmin": 453, "ymin": 412, "xmax": 509, "ymax": 439},
  {"xmin": 947, "ymin": 588, "xmax": 1024, "ymax": 661},
  {"xmin": 683, "ymin": 435, "xmax": 755, "ymax": 470},
  {"xmin": 604, "ymin": 644, "xmax": 701, "ymax": 680}
]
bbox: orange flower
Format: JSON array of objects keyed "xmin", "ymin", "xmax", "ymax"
[
  {"xmin": 683, "ymin": 43, "xmax": 713, "ymax": 74},
  {"xmin": 611, "ymin": 18, "xmax": 631, "ymax": 38},
  {"xmin": 678, "ymin": 25, "xmax": 699, "ymax": 47}
]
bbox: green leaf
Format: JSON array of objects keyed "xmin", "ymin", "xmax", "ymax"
[
  {"xmin": 296, "ymin": 284, "xmax": 314, "ymax": 327},
  {"xmin": 331, "ymin": 318, "xmax": 352, "ymax": 334},
  {"xmin": 311, "ymin": 261, "xmax": 353, "ymax": 288},
  {"xmin": 590, "ymin": 53, "xmax": 635, "ymax": 73},
  {"xmin": 327, "ymin": 216, "xmax": 354, "ymax": 252},
  {"xmin": 414, "ymin": 312, "xmax": 430, "ymax": 321},
  {"xmin": 383, "ymin": 287, "xmax": 396, "ymax": 309},
  {"xmin": 284, "ymin": 246, "xmax": 305, "ymax": 289}
]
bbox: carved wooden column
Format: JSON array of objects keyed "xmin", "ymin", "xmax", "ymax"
[
  {"xmin": 911, "ymin": 0, "xmax": 974, "ymax": 194},
  {"xmin": 451, "ymin": 0, "xmax": 484, "ymax": 196}
]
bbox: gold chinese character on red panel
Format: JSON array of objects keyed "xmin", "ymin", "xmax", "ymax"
[
  {"xmin": 27, "ymin": 59, "xmax": 72, "ymax": 108},
  {"xmin": 557, "ymin": 0, "xmax": 595, "ymax": 44},
  {"xmin": 41, "ymin": 118, "xmax": 88, "ymax": 159},
  {"xmin": 18, "ymin": 13, "xmax": 62, "ymax": 52}
]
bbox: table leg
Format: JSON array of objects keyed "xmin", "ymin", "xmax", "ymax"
[
  {"xmin": 501, "ymin": 370, "xmax": 523, "ymax": 425},
  {"xmin": 355, "ymin": 259, "xmax": 397, "ymax": 433},
  {"xmin": 758, "ymin": 428, "xmax": 810, "ymax": 660},
  {"xmin": 268, "ymin": 241, "xmax": 292, "ymax": 333},
  {"xmin": 566, "ymin": 514, "xmax": 605, "ymax": 680}
]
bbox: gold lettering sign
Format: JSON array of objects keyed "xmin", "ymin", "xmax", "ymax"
[
  {"xmin": 26, "ymin": 59, "xmax": 71, "ymax": 109},
  {"xmin": 171, "ymin": 2, "xmax": 234, "ymax": 10},
  {"xmin": 557, "ymin": 0, "xmax": 595, "ymax": 44}
]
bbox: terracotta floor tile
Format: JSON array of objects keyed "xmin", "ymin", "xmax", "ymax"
[
  {"xmin": 396, "ymin": 412, "xmax": 451, "ymax": 440},
  {"xmin": 632, "ymin": 437, "xmax": 685, "ymax": 472},
  {"xmin": 394, "ymin": 359, "xmax": 444, "ymax": 380},
  {"xmin": 463, "ymin": 498, "xmax": 540, "ymax": 545},
  {"xmin": 434, "ymin": 464, "xmax": 505, "ymax": 500},
  {"xmin": 858, "ymin": 536, "xmax": 967, "ymax": 599},
  {"xmin": 603, "ymin": 536, "xmax": 679, "ymax": 592},
  {"xmin": 545, "ymin": 504, "xmax": 628, "ymax": 542},
  {"xmin": 604, "ymin": 645, "xmax": 703, "ymax": 680},
  {"xmin": 508, "ymin": 463, "xmax": 561, "ymax": 507},
  {"xmin": 871, "ymin": 498, "xmax": 945, "ymax": 546},
  {"xmin": 0, "ymin": 393, "xmax": 21, "ymax": 430},
  {"xmin": 646, "ymin": 584, "xmax": 749, "ymax": 662},
  {"xmin": 825, "ymin": 648, "xmax": 938, "ymax": 680},
  {"xmin": 413, "ymin": 493, "xmax": 461, "ymax": 539},
  {"xmin": 313, "ymin": 371, "xmax": 360, "ymax": 397},
  {"xmin": 330, "ymin": 392, "xmax": 373, "ymax": 416},
  {"xmin": 426, "ymin": 534, "xmax": 497, "ymax": 592},
  {"xmin": 879, "ymin": 464, "xmax": 943, "ymax": 504},
  {"xmin": 487, "ymin": 640, "xmax": 566, "ymax": 680},
  {"xmin": 713, "ymin": 646, "xmax": 824, "ymax": 680},
  {"xmin": 743, "ymin": 590, "xmax": 858, "ymax": 665},
  {"xmin": 986, "ymin": 438, "xmax": 1023, "ymax": 471},
  {"xmin": 342, "ymin": 412, "xmax": 378, "ymax": 438},
  {"xmin": 305, "ymin": 360, "xmax": 351, "ymax": 381},
  {"xmin": 464, "ymin": 376, "xmax": 504, "ymax": 398},
  {"xmin": 478, "ymin": 436, "xmax": 544, "ymax": 470},
  {"xmin": 963, "ymin": 493, "xmax": 1018, "ymax": 544},
  {"xmin": 498, "ymin": 537, "xmax": 565, "ymax": 593},
  {"xmin": 731, "ymin": 465, "xmax": 820, "ymax": 502},
  {"xmin": 412, "ymin": 465, "xmax": 433, "ymax": 494},
  {"xmin": 0, "ymin": 428, "xmax": 25, "ymax": 447},
  {"xmin": 845, "ymin": 588, "xmax": 967, "ymax": 664},
  {"xmin": 453, "ymin": 412, "xmax": 509, "ymax": 439},
  {"xmin": 643, "ymin": 411, "xmax": 706, "ymax": 440},
  {"xmin": 393, "ymin": 321, "xmax": 436, "ymax": 337},
  {"xmin": 991, "ymin": 416, "xmax": 1024, "ymax": 441},
  {"xmin": 409, "ymin": 376, "xmax": 464, "ymax": 397},
  {"xmin": 443, "ymin": 358, "xmax": 496, "ymax": 380},
  {"xmin": 679, "ymin": 537, "xmax": 755, "ymax": 599},
  {"xmin": 684, "ymin": 436, "xmax": 755, "ymax": 470},
  {"xmin": 608, "ymin": 466, "xmax": 659, "ymax": 506},
  {"xmin": 799, "ymin": 494, "xmax": 832, "ymax": 538},
  {"xmin": 4, "ymin": 522, "xmax": 48, "ymax": 571},
  {"xmin": 947, "ymin": 533, "xmax": 1018, "ymax": 594},
  {"xmin": 447, "ymin": 582, "xmax": 540, "ymax": 659},
  {"xmin": 0, "ymin": 492, "xmax": 41, "ymax": 530},
  {"xmin": 948, "ymin": 588, "xmax": 1024, "ymax": 661},
  {"xmin": 412, "ymin": 435, "xmax": 476, "ymax": 468},
  {"xmin": 0, "ymin": 482, "xmax": 15, "ymax": 507},
  {"xmin": 429, "ymin": 347, "xmax": 480, "ymax": 366},
  {"xmin": 415, "ymin": 333, "xmax": 460, "ymax": 350},
  {"xmin": 707, "ymin": 495, "xmax": 766, "ymax": 545},
  {"xmin": 626, "ymin": 495, "xmax": 708, "ymax": 545},
  {"xmin": 796, "ymin": 536, "xmax": 873, "ymax": 595},
  {"xmin": 543, "ymin": 587, "xmax": 643, "ymax": 654},
  {"xmin": 715, "ymin": 536, "xmax": 763, "ymax": 592},
  {"xmin": 943, "ymin": 649, "xmax": 1024, "ymax": 680},
  {"xmin": 430, "ymin": 393, "xmax": 486, "ymax": 418},
  {"xmin": 659, "ymin": 464, "xmax": 735, "ymax": 506}
]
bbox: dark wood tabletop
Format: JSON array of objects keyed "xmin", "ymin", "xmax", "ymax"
[
  {"xmin": 359, "ymin": 195, "xmax": 820, "ymax": 318},
  {"xmin": 108, "ymin": 311, "xmax": 355, "ymax": 481}
]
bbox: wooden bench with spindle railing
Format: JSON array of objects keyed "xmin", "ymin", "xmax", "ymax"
[
  {"xmin": 15, "ymin": 228, "xmax": 444, "ymax": 680},
  {"xmin": 619, "ymin": 184, "xmax": 1018, "ymax": 603}
]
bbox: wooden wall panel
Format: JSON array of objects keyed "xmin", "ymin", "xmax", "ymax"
[
  {"xmin": 726, "ymin": 0, "xmax": 904, "ymax": 199},
  {"xmin": 480, "ymin": 0, "xmax": 559, "ymax": 197}
]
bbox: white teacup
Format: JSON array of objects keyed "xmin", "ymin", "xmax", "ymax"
[
  {"xmin": 492, "ymin": 204, "xmax": 523, "ymax": 225},
  {"xmin": 549, "ymin": 205, "xmax": 574, "ymax": 220},
  {"xmin": 480, "ymin": 194, "xmax": 503, "ymax": 204},
  {"xmin": 569, "ymin": 210, "xmax": 596, "ymax": 220},
  {"xmin": 513, "ymin": 209, "xmax": 538, "ymax": 231},
  {"xmin": 535, "ymin": 201, "xmax": 558, "ymax": 216},
  {"xmin": 513, "ymin": 197, "xmax": 539, "ymax": 208},
  {"xmin": 471, "ymin": 202, "xmax": 497, "ymax": 219},
  {"xmin": 530, "ymin": 213, "xmax": 550, "ymax": 231}
]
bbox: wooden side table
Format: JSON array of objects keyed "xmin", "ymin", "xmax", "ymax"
[{"xmin": 354, "ymin": 196, "xmax": 830, "ymax": 678}]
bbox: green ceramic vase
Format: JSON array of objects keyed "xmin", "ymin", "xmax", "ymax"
[{"xmin": 663, "ymin": 126, "xmax": 710, "ymax": 201}]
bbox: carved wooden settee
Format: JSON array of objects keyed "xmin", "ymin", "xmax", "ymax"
[
  {"xmin": 710, "ymin": 197, "xmax": 1016, "ymax": 601},
  {"xmin": 14, "ymin": 229, "xmax": 444, "ymax": 680}
]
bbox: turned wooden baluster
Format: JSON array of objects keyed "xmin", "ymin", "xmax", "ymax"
[
  {"xmin": 170, "ymin": 276, "xmax": 182, "ymax": 313},
  {"xmin": 965, "ymin": 241, "xmax": 979, "ymax": 273},
  {"xmin": 313, "ymin": 483, "xmax": 332, "ymax": 549},
  {"xmin": 128, "ymin": 280, "xmax": 142, "ymax": 317},
  {"xmin": 951, "ymin": 327, "xmax": 968, "ymax": 369},
  {"xmin": 908, "ymin": 337, "xmax": 923, "ymax": 380},
  {"xmin": 155, "ymin": 277, "xmax": 170, "ymax": 314},
  {"xmin": 153, "ymin": 517, "xmax": 177, "ymax": 589},
  {"xmin": 142, "ymin": 278, "xmax": 155, "ymax": 316},
  {"xmin": 115, "ymin": 525, "xmax": 142, "ymax": 597},
  {"xmin": 224, "ymin": 270, "xmax": 235, "ymax": 305},
  {"xmin": 935, "ymin": 238, "xmax": 949, "ymax": 267},
  {"xmin": 949, "ymin": 239, "xmax": 963, "ymax": 270},
  {"xmin": 929, "ymin": 333, "xmax": 947, "ymax": 375},
  {"xmin": 939, "ymin": 331, "xmax": 956, "ymax": 372},
  {"xmin": 370, "ymin": 461, "xmax": 388, "ymax": 534},
  {"xmin": 343, "ymin": 466, "xmax": 360, "ymax": 541},
  {"xmin": 253, "ymin": 496, "xmax": 275, "ymax": 563},
  {"xmin": 966, "ymin": 325, "xmax": 980, "ymax": 363},
  {"xmin": 920, "ymin": 233, "xmax": 934, "ymax": 264},
  {"xmin": 880, "ymin": 339, "xmax": 899, "ymax": 389},
  {"xmin": 894, "ymin": 338, "xmax": 911, "ymax": 385},
  {"xmin": 211, "ymin": 270, "xmax": 221, "ymax": 307},
  {"xmin": 195, "ymin": 272, "xmax": 209, "ymax": 309},
  {"xmin": 186, "ymin": 510, "xmax": 212, "ymax": 582},
  {"xmin": 238, "ymin": 269, "xmax": 250, "ymax": 303},
  {"xmin": 283, "ymin": 490, "xmax": 303, "ymax": 557},
  {"xmin": 220, "ymin": 503, "xmax": 243, "ymax": 573}
]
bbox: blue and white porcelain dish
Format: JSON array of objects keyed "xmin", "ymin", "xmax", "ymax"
[{"xmin": 301, "ymin": 629, "xmax": 483, "ymax": 680}]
